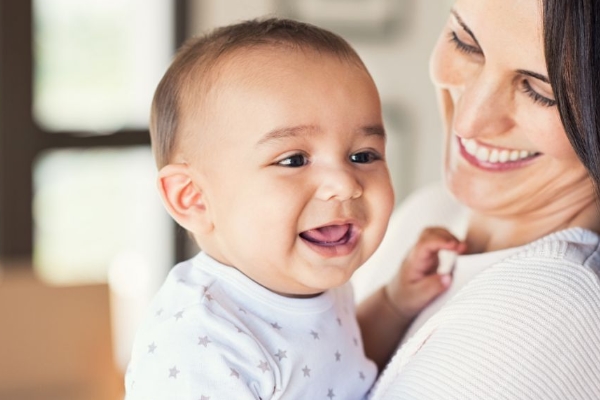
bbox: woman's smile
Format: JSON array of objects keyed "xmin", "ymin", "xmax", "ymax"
[{"xmin": 456, "ymin": 135, "xmax": 541, "ymax": 171}]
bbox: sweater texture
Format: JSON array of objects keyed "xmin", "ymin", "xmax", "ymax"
[{"xmin": 370, "ymin": 227, "xmax": 600, "ymax": 400}]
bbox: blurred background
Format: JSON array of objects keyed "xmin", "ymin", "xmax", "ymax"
[{"xmin": 0, "ymin": 0, "xmax": 451, "ymax": 399}]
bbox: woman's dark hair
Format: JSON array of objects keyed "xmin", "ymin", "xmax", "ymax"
[{"xmin": 543, "ymin": 0, "xmax": 600, "ymax": 199}]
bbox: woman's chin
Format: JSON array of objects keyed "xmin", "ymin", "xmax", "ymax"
[
  {"xmin": 444, "ymin": 148, "xmax": 518, "ymax": 213},
  {"xmin": 444, "ymin": 171, "xmax": 507, "ymax": 214}
]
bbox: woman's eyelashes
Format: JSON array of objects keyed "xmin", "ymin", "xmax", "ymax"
[
  {"xmin": 448, "ymin": 31, "xmax": 482, "ymax": 55},
  {"xmin": 275, "ymin": 150, "xmax": 382, "ymax": 168},
  {"xmin": 520, "ymin": 79, "xmax": 557, "ymax": 107}
]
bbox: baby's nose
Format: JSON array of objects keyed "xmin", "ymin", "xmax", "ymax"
[{"xmin": 314, "ymin": 166, "xmax": 363, "ymax": 202}]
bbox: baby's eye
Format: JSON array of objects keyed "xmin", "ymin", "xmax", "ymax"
[
  {"xmin": 277, "ymin": 153, "xmax": 309, "ymax": 168},
  {"xmin": 350, "ymin": 151, "xmax": 381, "ymax": 164}
]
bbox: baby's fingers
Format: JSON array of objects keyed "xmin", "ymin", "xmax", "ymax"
[
  {"xmin": 416, "ymin": 227, "xmax": 466, "ymax": 254},
  {"xmin": 393, "ymin": 273, "xmax": 452, "ymax": 319},
  {"xmin": 404, "ymin": 227, "xmax": 466, "ymax": 278}
]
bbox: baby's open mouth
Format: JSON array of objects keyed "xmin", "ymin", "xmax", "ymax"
[{"xmin": 299, "ymin": 224, "xmax": 353, "ymax": 247}]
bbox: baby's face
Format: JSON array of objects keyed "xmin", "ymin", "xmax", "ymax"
[{"xmin": 188, "ymin": 48, "xmax": 394, "ymax": 296}]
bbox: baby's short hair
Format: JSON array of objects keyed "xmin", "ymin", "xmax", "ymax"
[{"xmin": 150, "ymin": 17, "xmax": 366, "ymax": 168}]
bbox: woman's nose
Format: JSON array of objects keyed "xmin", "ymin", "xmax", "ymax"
[
  {"xmin": 452, "ymin": 69, "xmax": 515, "ymax": 139},
  {"xmin": 314, "ymin": 165, "xmax": 363, "ymax": 202}
]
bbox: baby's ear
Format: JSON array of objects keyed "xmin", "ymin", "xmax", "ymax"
[{"xmin": 157, "ymin": 163, "xmax": 213, "ymax": 235}]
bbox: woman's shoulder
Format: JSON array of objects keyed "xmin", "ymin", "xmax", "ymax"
[
  {"xmin": 511, "ymin": 226, "xmax": 600, "ymax": 267},
  {"xmin": 371, "ymin": 228, "xmax": 600, "ymax": 400},
  {"xmin": 483, "ymin": 227, "xmax": 600, "ymax": 302},
  {"xmin": 453, "ymin": 227, "xmax": 600, "ymax": 317}
]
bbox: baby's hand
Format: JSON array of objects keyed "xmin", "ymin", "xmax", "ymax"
[{"xmin": 384, "ymin": 227, "xmax": 467, "ymax": 321}]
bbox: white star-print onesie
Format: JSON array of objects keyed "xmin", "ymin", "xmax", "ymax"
[{"xmin": 125, "ymin": 252, "xmax": 376, "ymax": 399}]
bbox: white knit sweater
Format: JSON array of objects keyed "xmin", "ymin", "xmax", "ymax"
[{"xmin": 370, "ymin": 227, "xmax": 600, "ymax": 400}]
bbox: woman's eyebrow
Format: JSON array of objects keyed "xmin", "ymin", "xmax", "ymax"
[
  {"xmin": 451, "ymin": 9, "xmax": 481, "ymax": 48},
  {"xmin": 517, "ymin": 69, "xmax": 550, "ymax": 84}
]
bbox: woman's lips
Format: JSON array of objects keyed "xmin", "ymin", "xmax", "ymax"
[{"xmin": 457, "ymin": 136, "xmax": 541, "ymax": 171}]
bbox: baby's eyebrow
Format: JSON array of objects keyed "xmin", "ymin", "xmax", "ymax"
[
  {"xmin": 256, "ymin": 123, "xmax": 386, "ymax": 147},
  {"xmin": 256, "ymin": 125, "xmax": 318, "ymax": 146},
  {"xmin": 362, "ymin": 124, "xmax": 386, "ymax": 138}
]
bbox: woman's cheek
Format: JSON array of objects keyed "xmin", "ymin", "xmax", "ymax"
[{"xmin": 523, "ymin": 109, "xmax": 577, "ymax": 160}]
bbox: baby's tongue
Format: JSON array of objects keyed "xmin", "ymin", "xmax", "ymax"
[{"xmin": 301, "ymin": 224, "xmax": 349, "ymax": 243}]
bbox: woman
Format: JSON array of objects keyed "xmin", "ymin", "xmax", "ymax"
[{"xmin": 357, "ymin": 0, "xmax": 600, "ymax": 398}]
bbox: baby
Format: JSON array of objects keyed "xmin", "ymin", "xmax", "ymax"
[{"xmin": 125, "ymin": 17, "xmax": 463, "ymax": 400}]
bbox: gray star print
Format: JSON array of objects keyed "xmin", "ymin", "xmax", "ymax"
[
  {"xmin": 327, "ymin": 388, "xmax": 336, "ymax": 399},
  {"xmin": 271, "ymin": 322, "xmax": 282, "ymax": 330},
  {"xmin": 258, "ymin": 360, "xmax": 270, "ymax": 373},
  {"xmin": 148, "ymin": 342, "xmax": 157, "ymax": 354},
  {"xmin": 274, "ymin": 349, "xmax": 287, "ymax": 361},
  {"xmin": 310, "ymin": 330, "xmax": 319, "ymax": 340},
  {"xmin": 155, "ymin": 308, "xmax": 163, "ymax": 316},
  {"xmin": 336, "ymin": 317, "xmax": 342, "ymax": 326},
  {"xmin": 335, "ymin": 351, "xmax": 341, "ymax": 361},
  {"xmin": 205, "ymin": 293, "xmax": 214, "ymax": 301},
  {"xmin": 359, "ymin": 371, "xmax": 366, "ymax": 380},
  {"xmin": 174, "ymin": 311, "xmax": 184, "ymax": 321},
  {"xmin": 302, "ymin": 365, "xmax": 311, "ymax": 377},
  {"xmin": 169, "ymin": 366, "xmax": 180, "ymax": 378},
  {"xmin": 198, "ymin": 336, "xmax": 211, "ymax": 347}
]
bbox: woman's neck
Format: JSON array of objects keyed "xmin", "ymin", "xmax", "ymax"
[{"xmin": 465, "ymin": 196, "xmax": 600, "ymax": 254}]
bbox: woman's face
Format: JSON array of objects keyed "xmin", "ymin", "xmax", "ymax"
[{"xmin": 431, "ymin": 0, "xmax": 592, "ymax": 217}]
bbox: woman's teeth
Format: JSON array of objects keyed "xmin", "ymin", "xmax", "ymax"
[{"xmin": 460, "ymin": 137, "xmax": 538, "ymax": 163}]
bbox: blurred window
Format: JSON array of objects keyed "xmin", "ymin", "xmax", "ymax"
[
  {"xmin": 33, "ymin": 147, "xmax": 173, "ymax": 285},
  {"xmin": 29, "ymin": 0, "xmax": 176, "ymax": 284},
  {"xmin": 0, "ymin": 1, "xmax": 190, "ymax": 284},
  {"xmin": 33, "ymin": 0, "xmax": 173, "ymax": 132}
]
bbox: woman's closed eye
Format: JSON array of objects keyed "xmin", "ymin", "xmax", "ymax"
[
  {"xmin": 448, "ymin": 31, "xmax": 482, "ymax": 55},
  {"xmin": 520, "ymin": 79, "xmax": 556, "ymax": 107}
]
